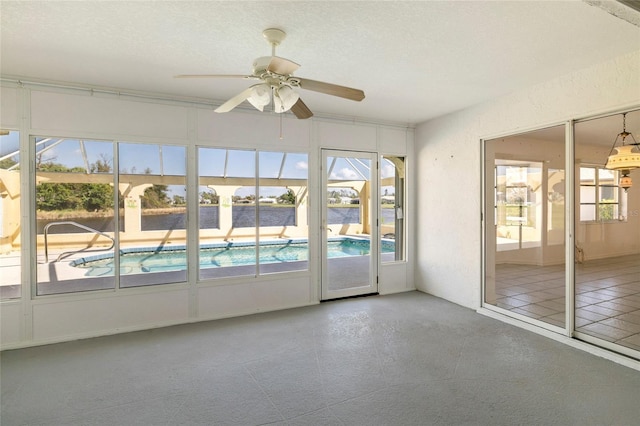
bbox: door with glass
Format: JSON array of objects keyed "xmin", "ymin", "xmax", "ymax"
[
  {"xmin": 483, "ymin": 125, "xmax": 567, "ymax": 329},
  {"xmin": 321, "ymin": 150, "xmax": 378, "ymax": 300}
]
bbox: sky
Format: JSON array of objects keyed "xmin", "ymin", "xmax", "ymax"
[
  {"xmin": 0, "ymin": 131, "xmax": 20, "ymax": 160},
  {"xmin": 2, "ymin": 135, "xmax": 395, "ymax": 198}
]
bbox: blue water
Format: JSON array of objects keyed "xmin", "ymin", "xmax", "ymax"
[{"xmin": 72, "ymin": 238, "xmax": 395, "ymax": 276}]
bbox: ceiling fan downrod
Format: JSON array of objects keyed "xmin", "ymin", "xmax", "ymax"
[{"xmin": 263, "ymin": 28, "xmax": 287, "ymax": 57}]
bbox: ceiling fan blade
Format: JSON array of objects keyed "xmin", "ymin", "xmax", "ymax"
[
  {"xmin": 296, "ymin": 78, "xmax": 365, "ymax": 101},
  {"xmin": 290, "ymin": 98, "xmax": 313, "ymax": 119},
  {"xmin": 267, "ymin": 57, "xmax": 300, "ymax": 75},
  {"xmin": 214, "ymin": 87, "xmax": 255, "ymax": 113},
  {"xmin": 174, "ymin": 74, "xmax": 257, "ymax": 79}
]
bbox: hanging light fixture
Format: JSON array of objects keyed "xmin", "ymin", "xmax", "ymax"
[
  {"xmin": 620, "ymin": 170, "xmax": 633, "ymax": 192},
  {"xmin": 273, "ymin": 85, "xmax": 300, "ymax": 113},
  {"xmin": 245, "ymin": 83, "xmax": 300, "ymax": 114},
  {"xmin": 246, "ymin": 84, "xmax": 271, "ymax": 111},
  {"xmin": 604, "ymin": 112, "xmax": 639, "ymax": 191}
]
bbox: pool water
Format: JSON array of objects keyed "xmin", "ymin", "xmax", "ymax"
[{"xmin": 72, "ymin": 238, "xmax": 395, "ymax": 276}]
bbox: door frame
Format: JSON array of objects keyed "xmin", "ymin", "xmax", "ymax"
[{"xmin": 321, "ymin": 149, "xmax": 379, "ymax": 300}]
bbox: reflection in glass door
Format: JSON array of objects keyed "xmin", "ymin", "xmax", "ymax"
[
  {"xmin": 483, "ymin": 125, "xmax": 566, "ymax": 328},
  {"xmin": 574, "ymin": 110, "xmax": 640, "ymax": 356},
  {"xmin": 322, "ymin": 150, "xmax": 378, "ymax": 300}
]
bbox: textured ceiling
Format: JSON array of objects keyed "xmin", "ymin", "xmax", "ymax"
[{"xmin": 1, "ymin": 1, "xmax": 640, "ymax": 125}]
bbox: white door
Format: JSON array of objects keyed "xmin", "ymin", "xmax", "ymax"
[{"xmin": 321, "ymin": 150, "xmax": 378, "ymax": 300}]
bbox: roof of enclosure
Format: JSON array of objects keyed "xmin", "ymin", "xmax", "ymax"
[{"xmin": 1, "ymin": 137, "xmax": 401, "ymax": 185}]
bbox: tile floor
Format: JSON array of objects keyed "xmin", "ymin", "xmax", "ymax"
[{"xmin": 491, "ymin": 254, "xmax": 640, "ymax": 353}]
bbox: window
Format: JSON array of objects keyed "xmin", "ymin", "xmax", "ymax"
[
  {"xmin": 35, "ymin": 138, "xmax": 116, "ymax": 295},
  {"xmin": 484, "ymin": 124, "xmax": 566, "ymax": 328},
  {"xmin": 0, "ymin": 130, "xmax": 21, "ymax": 300},
  {"xmin": 118, "ymin": 142, "xmax": 187, "ymax": 287},
  {"xmin": 380, "ymin": 156, "xmax": 405, "ymax": 262},
  {"xmin": 579, "ymin": 166, "xmax": 625, "ymax": 222},
  {"xmin": 33, "ymin": 138, "xmax": 188, "ymax": 295},
  {"xmin": 494, "ymin": 161, "xmax": 543, "ymax": 251},
  {"xmin": 258, "ymin": 151, "xmax": 309, "ymax": 274},
  {"xmin": 198, "ymin": 148, "xmax": 309, "ymax": 280}
]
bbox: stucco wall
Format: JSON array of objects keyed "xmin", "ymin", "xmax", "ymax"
[{"xmin": 415, "ymin": 50, "xmax": 640, "ymax": 309}]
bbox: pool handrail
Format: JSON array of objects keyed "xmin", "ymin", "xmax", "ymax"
[{"xmin": 43, "ymin": 221, "xmax": 115, "ymax": 263}]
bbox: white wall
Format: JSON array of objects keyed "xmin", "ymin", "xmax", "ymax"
[
  {"xmin": 0, "ymin": 84, "xmax": 414, "ymax": 348},
  {"xmin": 415, "ymin": 50, "xmax": 640, "ymax": 309}
]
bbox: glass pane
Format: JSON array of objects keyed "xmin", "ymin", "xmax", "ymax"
[
  {"xmin": 258, "ymin": 151, "xmax": 309, "ymax": 274},
  {"xmin": 380, "ymin": 156, "xmax": 404, "ymax": 262},
  {"xmin": 199, "ymin": 148, "xmax": 256, "ymax": 280},
  {"xmin": 505, "ymin": 166, "xmax": 527, "ymax": 187},
  {"xmin": 547, "ymin": 169, "xmax": 565, "ymax": 246},
  {"xmin": 257, "ymin": 187, "xmax": 296, "ymax": 225},
  {"xmin": 35, "ymin": 138, "xmax": 116, "ymax": 295},
  {"xmin": 485, "ymin": 125, "xmax": 566, "ymax": 329},
  {"xmin": 227, "ymin": 150, "xmax": 256, "ymax": 178},
  {"xmin": 598, "ymin": 168, "xmax": 616, "ymax": 183},
  {"xmin": 574, "ymin": 110, "xmax": 640, "ymax": 354},
  {"xmin": 580, "ymin": 186, "xmax": 596, "ymax": 204},
  {"xmin": 580, "ymin": 167, "xmax": 595, "ymax": 184},
  {"xmin": 119, "ymin": 143, "xmax": 161, "ymax": 174},
  {"xmin": 162, "ymin": 145, "xmax": 187, "ymax": 175},
  {"xmin": 119, "ymin": 143, "xmax": 186, "ymax": 287},
  {"xmin": 258, "ymin": 151, "xmax": 285, "ymax": 178},
  {"xmin": 327, "ymin": 187, "xmax": 360, "ymax": 225},
  {"xmin": 280, "ymin": 153, "xmax": 309, "ymax": 179},
  {"xmin": 198, "ymin": 148, "xmax": 223, "ymax": 234},
  {"xmin": 199, "ymin": 148, "xmax": 226, "ymax": 177},
  {"xmin": 233, "ymin": 187, "xmax": 256, "ymax": 228},
  {"xmin": 598, "ymin": 203, "xmax": 618, "ymax": 222},
  {"xmin": 198, "ymin": 187, "xmax": 219, "ymax": 229},
  {"xmin": 328, "ymin": 156, "xmax": 368, "ymax": 181},
  {"xmin": 0, "ymin": 131, "xmax": 21, "ymax": 299},
  {"xmin": 580, "ymin": 205, "xmax": 596, "ymax": 222},
  {"xmin": 325, "ymin": 153, "xmax": 373, "ymax": 296},
  {"xmin": 599, "ymin": 186, "xmax": 617, "ymax": 203}
]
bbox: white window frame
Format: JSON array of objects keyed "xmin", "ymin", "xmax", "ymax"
[{"xmin": 579, "ymin": 165, "xmax": 627, "ymax": 222}]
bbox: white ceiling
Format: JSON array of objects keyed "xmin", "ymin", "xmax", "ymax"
[{"xmin": 1, "ymin": 1, "xmax": 640, "ymax": 126}]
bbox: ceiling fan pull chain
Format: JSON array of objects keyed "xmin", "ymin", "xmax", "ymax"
[{"xmin": 279, "ymin": 112, "xmax": 284, "ymax": 140}]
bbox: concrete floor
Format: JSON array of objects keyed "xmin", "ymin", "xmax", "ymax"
[{"xmin": 2, "ymin": 291, "xmax": 640, "ymax": 425}]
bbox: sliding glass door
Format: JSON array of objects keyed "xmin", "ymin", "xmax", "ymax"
[
  {"xmin": 483, "ymin": 110, "xmax": 640, "ymax": 360},
  {"xmin": 483, "ymin": 125, "xmax": 567, "ymax": 329},
  {"xmin": 573, "ymin": 110, "xmax": 640, "ymax": 355}
]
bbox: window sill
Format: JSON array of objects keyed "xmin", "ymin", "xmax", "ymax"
[{"xmin": 579, "ymin": 219, "xmax": 628, "ymax": 225}]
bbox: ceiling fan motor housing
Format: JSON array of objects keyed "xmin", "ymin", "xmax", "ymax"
[{"xmin": 252, "ymin": 56, "xmax": 275, "ymax": 75}]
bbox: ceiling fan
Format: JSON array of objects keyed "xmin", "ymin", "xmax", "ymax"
[{"xmin": 175, "ymin": 28, "xmax": 365, "ymax": 119}]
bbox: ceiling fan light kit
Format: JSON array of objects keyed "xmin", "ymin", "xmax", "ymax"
[
  {"xmin": 175, "ymin": 28, "xmax": 365, "ymax": 119},
  {"xmin": 274, "ymin": 85, "xmax": 300, "ymax": 112},
  {"xmin": 247, "ymin": 84, "xmax": 271, "ymax": 111}
]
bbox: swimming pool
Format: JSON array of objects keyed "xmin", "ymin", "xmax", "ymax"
[{"xmin": 71, "ymin": 237, "xmax": 395, "ymax": 276}]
